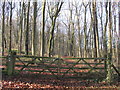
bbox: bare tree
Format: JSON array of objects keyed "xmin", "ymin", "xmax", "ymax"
[
  {"xmin": 32, "ymin": 1, "xmax": 37, "ymax": 55},
  {"xmin": 92, "ymin": 0, "xmax": 97, "ymax": 59},
  {"xmin": 41, "ymin": 0, "xmax": 46, "ymax": 57},
  {"xmin": 118, "ymin": 1, "xmax": 120, "ymax": 70},
  {"xmin": 75, "ymin": 3, "xmax": 82, "ymax": 57},
  {"xmin": 18, "ymin": 2, "xmax": 23, "ymax": 54},
  {"xmin": 68, "ymin": 2, "xmax": 75, "ymax": 56},
  {"xmin": 47, "ymin": 1, "xmax": 63, "ymax": 57},
  {"xmin": 103, "ymin": 2, "xmax": 108, "ymax": 59},
  {"xmin": 89, "ymin": 2, "xmax": 94, "ymax": 58},
  {"xmin": 2, "ymin": 1, "xmax": 5, "ymax": 56},
  {"xmin": 106, "ymin": 1, "xmax": 112, "ymax": 83},
  {"xmin": 83, "ymin": 3, "xmax": 89, "ymax": 58},
  {"xmin": 8, "ymin": 2, "xmax": 14, "ymax": 52},
  {"xmin": 99, "ymin": 2, "xmax": 104, "ymax": 55},
  {"xmin": 25, "ymin": 1, "xmax": 30, "ymax": 55}
]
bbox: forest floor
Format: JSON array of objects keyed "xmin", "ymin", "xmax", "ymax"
[{"xmin": 1, "ymin": 71, "xmax": 120, "ymax": 89}]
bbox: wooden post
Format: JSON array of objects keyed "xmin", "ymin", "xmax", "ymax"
[
  {"xmin": 104, "ymin": 59, "xmax": 107, "ymax": 73},
  {"xmin": 106, "ymin": 55, "xmax": 112, "ymax": 83},
  {"xmin": 7, "ymin": 51, "xmax": 16, "ymax": 75}
]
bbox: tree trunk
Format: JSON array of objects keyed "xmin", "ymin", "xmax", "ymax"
[
  {"xmin": 69, "ymin": 5, "xmax": 74, "ymax": 56},
  {"xmin": 41, "ymin": 0, "xmax": 46, "ymax": 57},
  {"xmin": 68, "ymin": 2, "xmax": 75, "ymax": 57},
  {"xmin": 71, "ymin": 22, "xmax": 75, "ymax": 56},
  {"xmin": 48, "ymin": 18, "xmax": 56, "ymax": 57},
  {"xmin": 48, "ymin": 2, "xmax": 63, "ymax": 57},
  {"xmin": 118, "ymin": 2, "xmax": 120, "ymax": 70},
  {"xmin": 100, "ymin": 2, "xmax": 103, "ymax": 57},
  {"xmin": 67, "ymin": 23, "xmax": 71, "ymax": 56},
  {"xmin": 94, "ymin": 2, "xmax": 100, "ymax": 57},
  {"xmin": 32, "ymin": 1, "xmax": 37, "ymax": 55},
  {"xmin": 19, "ymin": 2, "xmax": 23, "ymax": 54},
  {"xmin": 103, "ymin": 2, "xmax": 108, "ymax": 59},
  {"xmin": 2, "ymin": 1, "xmax": 5, "ymax": 56},
  {"xmin": 89, "ymin": 2, "xmax": 94, "ymax": 58},
  {"xmin": 25, "ymin": 1, "xmax": 30, "ymax": 55},
  {"xmin": 83, "ymin": 4, "xmax": 88, "ymax": 58},
  {"xmin": 106, "ymin": 1, "xmax": 112, "ymax": 83},
  {"xmin": 92, "ymin": 1, "xmax": 97, "ymax": 59},
  {"xmin": 23, "ymin": 2, "xmax": 26, "ymax": 54},
  {"xmin": 9, "ymin": 2, "xmax": 13, "ymax": 52},
  {"xmin": 56, "ymin": 22, "xmax": 61, "ymax": 57},
  {"xmin": 77, "ymin": 13, "xmax": 82, "ymax": 57}
]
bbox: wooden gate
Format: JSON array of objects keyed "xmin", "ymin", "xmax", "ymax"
[{"xmin": 2, "ymin": 55, "xmax": 107, "ymax": 79}]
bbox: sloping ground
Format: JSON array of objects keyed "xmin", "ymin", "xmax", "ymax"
[{"xmin": 2, "ymin": 73, "xmax": 120, "ymax": 89}]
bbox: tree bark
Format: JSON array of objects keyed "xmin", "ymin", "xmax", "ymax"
[
  {"xmin": 69, "ymin": 4, "xmax": 74, "ymax": 56},
  {"xmin": 25, "ymin": 1, "xmax": 30, "ymax": 55},
  {"xmin": 32, "ymin": 1, "xmax": 37, "ymax": 55},
  {"xmin": 41, "ymin": 0, "xmax": 46, "ymax": 57},
  {"xmin": 103, "ymin": 2, "xmax": 108, "ymax": 60},
  {"xmin": 118, "ymin": 2, "xmax": 120, "ymax": 70},
  {"xmin": 76, "ymin": 9, "xmax": 82, "ymax": 57},
  {"xmin": 100, "ymin": 2, "xmax": 103, "ymax": 56},
  {"xmin": 89, "ymin": 2, "xmax": 94, "ymax": 58},
  {"xmin": 23, "ymin": 2, "xmax": 26, "ymax": 53},
  {"xmin": 9, "ymin": 2, "xmax": 13, "ymax": 52},
  {"xmin": 106, "ymin": 1, "xmax": 112, "ymax": 83},
  {"xmin": 94, "ymin": 2, "xmax": 100, "ymax": 57},
  {"xmin": 2, "ymin": 1, "xmax": 5, "ymax": 56},
  {"xmin": 19, "ymin": 2, "xmax": 23, "ymax": 54},
  {"xmin": 92, "ymin": 1, "xmax": 97, "ymax": 59},
  {"xmin": 83, "ymin": 4, "xmax": 88, "ymax": 58},
  {"xmin": 48, "ymin": 18, "xmax": 56, "ymax": 57},
  {"xmin": 48, "ymin": 2, "xmax": 63, "ymax": 57}
]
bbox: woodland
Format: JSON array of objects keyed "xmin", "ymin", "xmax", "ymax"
[{"xmin": 0, "ymin": 0, "xmax": 120, "ymax": 89}]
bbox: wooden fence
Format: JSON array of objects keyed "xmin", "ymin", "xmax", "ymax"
[{"xmin": 1, "ymin": 53, "xmax": 108, "ymax": 79}]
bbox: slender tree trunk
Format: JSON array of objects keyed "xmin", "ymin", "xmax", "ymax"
[
  {"xmin": 23, "ymin": 2, "xmax": 26, "ymax": 54},
  {"xmin": 94, "ymin": 2, "xmax": 100, "ymax": 57},
  {"xmin": 77, "ymin": 14, "xmax": 82, "ymax": 57},
  {"xmin": 68, "ymin": 2, "xmax": 75, "ymax": 57},
  {"xmin": 106, "ymin": 1, "xmax": 112, "ymax": 83},
  {"xmin": 113, "ymin": 15, "xmax": 116, "ymax": 59},
  {"xmin": 48, "ymin": 18, "xmax": 56, "ymax": 57},
  {"xmin": 92, "ymin": 1, "xmax": 97, "ymax": 59},
  {"xmin": 69, "ymin": 6, "xmax": 74, "ymax": 56},
  {"xmin": 118, "ymin": 2, "xmax": 120, "ymax": 70},
  {"xmin": 6, "ymin": 12, "xmax": 9, "ymax": 51},
  {"xmin": 25, "ymin": 1, "xmax": 30, "ymax": 55},
  {"xmin": 100, "ymin": 2, "xmax": 103, "ymax": 56},
  {"xmin": 48, "ymin": 2, "xmax": 63, "ymax": 57},
  {"xmin": 62, "ymin": 34, "xmax": 65, "ymax": 56},
  {"xmin": 83, "ymin": 4, "xmax": 87, "ymax": 58},
  {"xmin": 56, "ymin": 22, "xmax": 61, "ymax": 57},
  {"xmin": 89, "ymin": 3, "xmax": 94, "ymax": 58},
  {"xmin": 9, "ymin": 2, "xmax": 13, "ymax": 52},
  {"xmin": 2, "ymin": 1, "xmax": 5, "ymax": 56},
  {"xmin": 103, "ymin": 2, "xmax": 108, "ymax": 59},
  {"xmin": 32, "ymin": 1, "xmax": 37, "ymax": 55},
  {"xmin": 41, "ymin": 0, "xmax": 46, "ymax": 57},
  {"xmin": 71, "ymin": 22, "xmax": 74, "ymax": 56},
  {"xmin": 19, "ymin": 2, "xmax": 23, "ymax": 54},
  {"xmin": 68, "ymin": 23, "xmax": 71, "ymax": 56},
  {"xmin": 90, "ymin": 16, "xmax": 94, "ymax": 58}
]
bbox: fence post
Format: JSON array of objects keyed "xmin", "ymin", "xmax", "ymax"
[
  {"xmin": 104, "ymin": 59, "xmax": 107, "ymax": 73},
  {"xmin": 106, "ymin": 54, "xmax": 112, "ymax": 83},
  {"xmin": 7, "ymin": 51, "xmax": 16, "ymax": 75}
]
